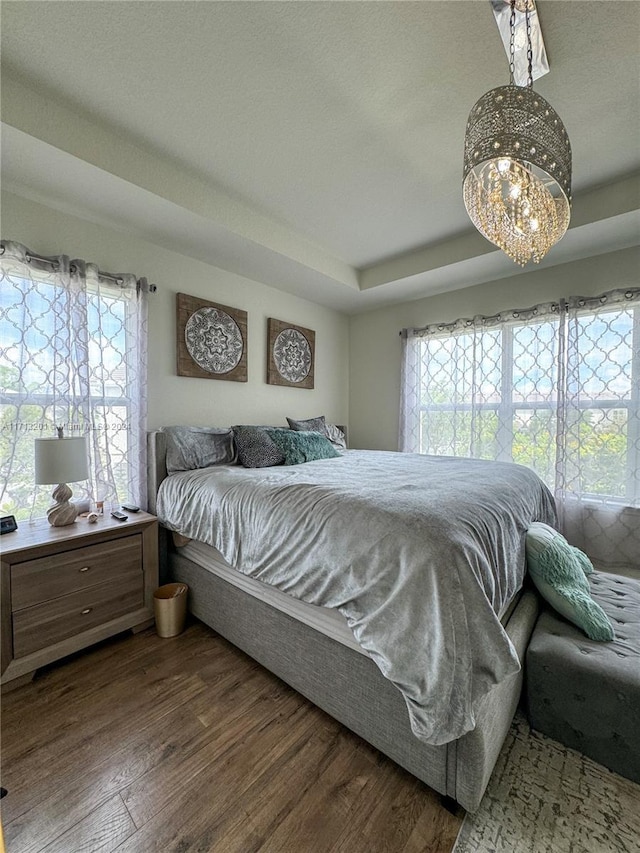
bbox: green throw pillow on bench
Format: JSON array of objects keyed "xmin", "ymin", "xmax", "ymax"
[{"xmin": 525, "ymin": 522, "xmax": 614, "ymax": 642}]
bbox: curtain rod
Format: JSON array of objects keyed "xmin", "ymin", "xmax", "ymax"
[
  {"xmin": 0, "ymin": 244, "xmax": 158, "ymax": 292},
  {"xmin": 399, "ymin": 287, "xmax": 640, "ymax": 338}
]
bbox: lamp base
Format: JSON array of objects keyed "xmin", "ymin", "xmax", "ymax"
[{"xmin": 46, "ymin": 483, "xmax": 79, "ymax": 527}]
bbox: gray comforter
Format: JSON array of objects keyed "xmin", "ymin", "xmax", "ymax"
[{"xmin": 157, "ymin": 450, "xmax": 555, "ymax": 745}]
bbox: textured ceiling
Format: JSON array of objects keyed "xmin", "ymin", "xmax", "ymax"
[{"xmin": 1, "ymin": 1, "xmax": 639, "ymax": 305}]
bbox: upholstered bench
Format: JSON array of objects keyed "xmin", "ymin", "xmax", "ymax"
[{"xmin": 526, "ymin": 571, "xmax": 640, "ymax": 783}]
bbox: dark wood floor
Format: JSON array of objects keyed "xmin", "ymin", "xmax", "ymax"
[{"xmin": 1, "ymin": 621, "xmax": 463, "ymax": 853}]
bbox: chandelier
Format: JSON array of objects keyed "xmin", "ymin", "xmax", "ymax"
[{"xmin": 463, "ymin": 0, "xmax": 572, "ymax": 266}]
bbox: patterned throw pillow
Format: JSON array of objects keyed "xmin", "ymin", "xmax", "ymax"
[
  {"xmin": 266, "ymin": 429, "xmax": 340, "ymax": 465},
  {"xmin": 232, "ymin": 426, "xmax": 285, "ymax": 469},
  {"xmin": 525, "ymin": 522, "xmax": 614, "ymax": 641}
]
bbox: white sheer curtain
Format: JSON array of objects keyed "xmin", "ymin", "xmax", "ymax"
[
  {"xmin": 400, "ymin": 288, "xmax": 640, "ymax": 578},
  {"xmin": 0, "ymin": 240, "xmax": 149, "ymax": 519}
]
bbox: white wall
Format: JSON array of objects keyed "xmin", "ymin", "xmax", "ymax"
[
  {"xmin": 4, "ymin": 189, "xmax": 637, "ymax": 452},
  {"xmin": 349, "ymin": 246, "xmax": 640, "ymax": 450},
  {"xmin": 2, "ymin": 191, "xmax": 350, "ymax": 429}
]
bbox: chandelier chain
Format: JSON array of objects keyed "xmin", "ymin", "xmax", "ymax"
[
  {"xmin": 509, "ymin": 1, "xmax": 516, "ymax": 85},
  {"xmin": 525, "ymin": 1, "xmax": 533, "ymax": 88}
]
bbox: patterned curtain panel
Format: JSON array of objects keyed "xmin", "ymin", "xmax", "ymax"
[
  {"xmin": 399, "ymin": 288, "xmax": 640, "ymax": 577},
  {"xmin": 0, "ymin": 240, "xmax": 149, "ymax": 519}
]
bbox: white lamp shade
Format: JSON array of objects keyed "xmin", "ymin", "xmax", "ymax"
[{"xmin": 34, "ymin": 436, "xmax": 89, "ymax": 485}]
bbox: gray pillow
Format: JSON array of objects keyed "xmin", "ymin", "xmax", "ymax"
[
  {"xmin": 325, "ymin": 423, "xmax": 347, "ymax": 449},
  {"xmin": 163, "ymin": 426, "xmax": 236, "ymax": 474},
  {"xmin": 286, "ymin": 415, "xmax": 327, "ymax": 435},
  {"xmin": 287, "ymin": 415, "xmax": 347, "ymax": 449},
  {"xmin": 232, "ymin": 425, "xmax": 285, "ymax": 469}
]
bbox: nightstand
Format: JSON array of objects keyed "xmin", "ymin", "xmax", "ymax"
[{"xmin": 1, "ymin": 511, "xmax": 158, "ymax": 687}]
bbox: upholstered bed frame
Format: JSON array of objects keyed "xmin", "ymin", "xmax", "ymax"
[{"xmin": 147, "ymin": 430, "xmax": 539, "ymax": 812}]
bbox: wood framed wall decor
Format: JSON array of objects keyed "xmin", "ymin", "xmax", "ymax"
[
  {"xmin": 177, "ymin": 293, "xmax": 247, "ymax": 382},
  {"xmin": 267, "ymin": 318, "xmax": 315, "ymax": 390}
]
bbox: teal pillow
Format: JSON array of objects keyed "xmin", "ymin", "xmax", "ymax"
[
  {"xmin": 265, "ymin": 429, "xmax": 340, "ymax": 466},
  {"xmin": 525, "ymin": 522, "xmax": 614, "ymax": 641}
]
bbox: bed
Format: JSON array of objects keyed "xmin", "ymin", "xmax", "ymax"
[{"xmin": 148, "ymin": 428, "xmax": 554, "ymax": 811}]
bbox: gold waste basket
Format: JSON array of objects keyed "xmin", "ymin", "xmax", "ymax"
[{"xmin": 154, "ymin": 583, "xmax": 188, "ymax": 638}]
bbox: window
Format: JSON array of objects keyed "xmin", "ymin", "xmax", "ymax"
[
  {"xmin": 401, "ymin": 291, "xmax": 640, "ymax": 507},
  {"xmin": 564, "ymin": 306, "xmax": 638, "ymax": 503},
  {"xmin": 0, "ymin": 242, "xmax": 149, "ymax": 520}
]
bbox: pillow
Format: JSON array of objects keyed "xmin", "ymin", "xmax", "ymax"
[
  {"xmin": 286, "ymin": 415, "xmax": 327, "ymax": 435},
  {"xmin": 525, "ymin": 522, "xmax": 614, "ymax": 641},
  {"xmin": 163, "ymin": 426, "xmax": 236, "ymax": 474},
  {"xmin": 232, "ymin": 425, "xmax": 285, "ymax": 469},
  {"xmin": 325, "ymin": 422, "xmax": 347, "ymax": 450},
  {"xmin": 286, "ymin": 415, "xmax": 347, "ymax": 449},
  {"xmin": 266, "ymin": 429, "xmax": 340, "ymax": 465}
]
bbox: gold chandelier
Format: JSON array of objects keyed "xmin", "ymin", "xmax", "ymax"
[{"xmin": 463, "ymin": 0, "xmax": 572, "ymax": 266}]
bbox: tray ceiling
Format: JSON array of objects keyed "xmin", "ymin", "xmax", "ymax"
[{"xmin": 2, "ymin": 1, "xmax": 639, "ymax": 311}]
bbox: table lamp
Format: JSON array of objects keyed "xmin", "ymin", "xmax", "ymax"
[{"xmin": 34, "ymin": 429, "xmax": 89, "ymax": 526}]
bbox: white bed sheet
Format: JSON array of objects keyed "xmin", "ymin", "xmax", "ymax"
[{"xmin": 180, "ymin": 539, "xmax": 367, "ymax": 656}]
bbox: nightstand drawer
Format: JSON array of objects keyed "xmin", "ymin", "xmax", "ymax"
[
  {"xmin": 11, "ymin": 535, "xmax": 143, "ymax": 611},
  {"xmin": 13, "ymin": 570, "xmax": 144, "ymax": 658}
]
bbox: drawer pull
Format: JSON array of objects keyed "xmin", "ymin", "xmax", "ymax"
[
  {"xmin": 81, "ymin": 608, "xmax": 93, "ymax": 615},
  {"xmin": 79, "ymin": 566, "xmax": 91, "ymax": 573}
]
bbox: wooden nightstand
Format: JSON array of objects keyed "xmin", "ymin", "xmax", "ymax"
[{"xmin": 0, "ymin": 510, "xmax": 158, "ymax": 687}]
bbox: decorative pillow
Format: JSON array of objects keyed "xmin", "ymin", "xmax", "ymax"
[
  {"xmin": 163, "ymin": 426, "xmax": 236, "ymax": 474},
  {"xmin": 232, "ymin": 425, "xmax": 285, "ymax": 469},
  {"xmin": 325, "ymin": 422, "xmax": 347, "ymax": 449},
  {"xmin": 525, "ymin": 522, "xmax": 614, "ymax": 641},
  {"xmin": 286, "ymin": 415, "xmax": 347, "ymax": 449},
  {"xmin": 266, "ymin": 429, "xmax": 340, "ymax": 466},
  {"xmin": 286, "ymin": 415, "xmax": 327, "ymax": 435}
]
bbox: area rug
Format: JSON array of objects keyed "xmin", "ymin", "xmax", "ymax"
[{"xmin": 453, "ymin": 713, "xmax": 640, "ymax": 853}]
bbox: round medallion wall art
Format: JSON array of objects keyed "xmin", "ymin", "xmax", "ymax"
[
  {"xmin": 273, "ymin": 328, "xmax": 312, "ymax": 383},
  {"xmin": 267, "ymin": 318, "xmax": 315, "ymax": 390},
  {"xmin": 176, "ymin": 293, "xmax": 247, "ymax": 382},
  {"xmin": 185, "ymin": 307, "xmax": 243, "ymax": 374}
]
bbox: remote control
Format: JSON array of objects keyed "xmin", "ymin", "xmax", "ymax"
[
  {"xmin": 111, "ymin": 510, "xmax": 128, "ymax": 522},
  {"xmin": 121, "ymin": 504, "xmax": 140, "ymax": 513}
]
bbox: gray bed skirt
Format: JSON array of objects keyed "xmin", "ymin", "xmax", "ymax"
[
  {"xmin": 149, "ymin": 430, "xmax": 539, "ymax": 812},
  {"xmin": 170, "ymin": 549, "xmax": 538, "ymax": 812}
]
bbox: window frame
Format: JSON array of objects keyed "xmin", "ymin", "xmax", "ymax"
[
  {"xmin": 414, "ymin": 304, "xmax": 639, "ymax": 505},
  {"xmin": 0, "ymin": 270, "xmax": 140, "ymax": 517}
]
